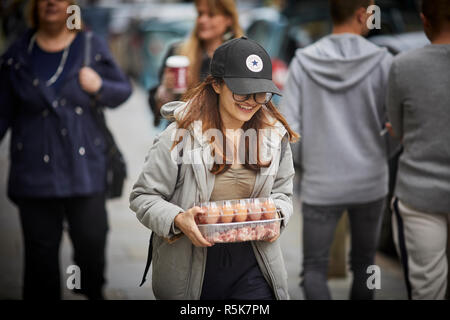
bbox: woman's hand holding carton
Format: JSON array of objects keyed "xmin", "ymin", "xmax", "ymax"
[{"xmin": 174, "ymin": 206, "xmax": 212, "ymax": 247}]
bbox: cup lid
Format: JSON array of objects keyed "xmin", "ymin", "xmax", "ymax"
[{"xmin": 166, "ymin": 55, "xmax": 190, "ymax": 68}]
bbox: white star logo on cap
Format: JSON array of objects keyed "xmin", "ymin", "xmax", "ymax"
[{"xmin": 246, "ymin": 55, "xmax": 263, "ymax": 72}]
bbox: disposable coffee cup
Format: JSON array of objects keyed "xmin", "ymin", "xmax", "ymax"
[{"xmin": 166, "ymin": 55, "xmax": 190, "ymax": 94}]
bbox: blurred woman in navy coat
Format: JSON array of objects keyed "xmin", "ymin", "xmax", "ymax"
[{"xmin": 0, "ymin": 0, "xmax": 132, "ymax": 299}]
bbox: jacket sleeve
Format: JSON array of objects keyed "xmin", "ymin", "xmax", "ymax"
[
  {"xmin": 91, "ymin": 34, "xmax": 132, "ymax": 108},
  {"xmin": 129, "ymin": 126, "xmax": 185, "ymax": 238},
  {"xmin": 0, "ymin": 55, "xmax": 14, "ymax": 142},
  {"xmin": 386, "ymin": 60, "xmax": 403, "ymax": 139},
  {"xmin": 271, "ymin": 138, "xmax": 295, "ymax": 230},
  {"xmin": 279, "ymin": 58, "xmax": 302, "ymax": 168}
]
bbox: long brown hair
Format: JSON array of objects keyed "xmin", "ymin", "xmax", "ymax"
[
  {"xmin": 177, "ymin": 0, "xmax": 244, "ymax": 88},
  {"xmin": 173, "ymin": 76, "xmax": 300, "ymax": 175}
]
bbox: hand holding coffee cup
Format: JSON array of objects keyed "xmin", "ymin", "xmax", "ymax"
[
  {"xmin": 155, "ymin": 69, "xmax": 176, "ymax": 106},
  {"xmin": 165, "ymin": 55, "xmax": 190, "ymax": 94}
]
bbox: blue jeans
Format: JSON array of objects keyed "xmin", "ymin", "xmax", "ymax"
[{"xmin": 301, "ymin": 198, "xmax": 385, "ymax": 300}]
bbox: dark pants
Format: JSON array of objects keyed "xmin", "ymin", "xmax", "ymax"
[
  {"xmin": 201, "ymin": 242, "xmax": 275, "ymax": 300},
  {"xmin": 301, "ymin": 198, "xmax": 385, "ymax": 300},
  {"xmin": 16, "ymin": 194, "xmax": 108, "ymax": 300}
]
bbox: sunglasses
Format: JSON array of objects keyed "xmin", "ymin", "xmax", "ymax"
[{"xmin": 232, "ymin": 92, "xmax": 273, "ymax": 104}]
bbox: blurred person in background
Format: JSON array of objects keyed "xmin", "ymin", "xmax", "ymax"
[
  {"xmin": 387, "ymin": 0, "xmax": 450, "ymax": 300},
  {"xmin": 148, "ymin": 0, "xmax": 244, "ymax": 127},
  {"xmin": 280, "ymin": 0, "xmax": 393, "ymax": 300},
  {"xmin": 131, "ymin": 37, "xmax": 298, "ymax": 300},
  {"xmin": 0, "ymin": 0, "xmax": 132, "ymax": 299}
]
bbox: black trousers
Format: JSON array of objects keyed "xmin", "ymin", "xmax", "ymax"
[
  {"xmin": 200, "ymin": 242, "xmax": 275, "ymax": 300},
  {"xmin": 16, "ymin": 193, "xmax": 108, "ymax": 300}
]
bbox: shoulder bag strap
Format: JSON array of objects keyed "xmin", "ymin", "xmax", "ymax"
[{"xmin": 83, "ymin": 31, "xmax": 116, "ymax": 152}]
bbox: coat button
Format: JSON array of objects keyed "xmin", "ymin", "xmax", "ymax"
[
  {"xmin": 33, "ymin": 79, "xmax": 39, "ymax": 87},
  {"xmin": 43, "ymin": 154, "xmax": 50, "ymax": 163},
  {"xmin": 94, "ymin": 138, "xmax": 101, "ymax": 146},
  {"xmin": 17, "ymin": 142, "xmax": 23, "ymax": 151},
  {"xmin": 95, "ymin": 54, "xmax": 101, "ymax": 61},
  {"xmin": 79, "ymin": 147, "xmax": 85, "ymax": 156},
  {"xmin": 75, "ymin": 106, "xmax": 83, "ymax": 115},
  {"xmin": 61, "ymin": 128, "xmax": 67, "ymax": 136},
  {"xmin": 14, "ymin": 63, "xmax": 20, "ymax": 70},
  {"xmin": 52, "ymin": 100, "xmax": 58, "ymax": 108},
  {"xmin": 7, "ymin": 58, "xmax": 13, "ymax": 65},
  {"xmin": 60, "ymin": 98, "xmax": 66, "ymax": 106},
  {"xmin": 42, "ymin": 109, "xmax": 49, "ymax": 117}
]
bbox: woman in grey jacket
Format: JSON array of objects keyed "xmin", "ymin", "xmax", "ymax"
[{"xmin": 130, "ymin": 37, "xmax": 298, "ymax": 300}]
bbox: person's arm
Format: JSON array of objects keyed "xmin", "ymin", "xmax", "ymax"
[
  {"xmin": 129, "ymin": 126, "xmax": 211, "ymax": 246},
  {"xmin": 0, "ymin": 55, "xmax": 15, "ymax": 141},
  {"xmin": 89, "ymin": 34, "xmax": 132, "ymax": 108},
  {"xmin": 279, "ymin": 58, "xmax": 302, "ymax": 167},
  {"xmin": 270, "ymin": 138, "xmax": 295, "ymax": 231},
  {"xmin": 386, "ymin": 60, "xmax": 403, "ymax": 140},
  {"xmin": 148, "ymin": 44, "xmax": 178, "ymax": 116},
  {"xmin": 129, "ymin": 128, "xmax": 184, "ymax": 238}
]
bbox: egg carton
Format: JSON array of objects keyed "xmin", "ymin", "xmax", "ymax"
[
  {"xmin": 198, "ymin": 217, "xmax": 283, "ymax": 243},
  {"xmin": 195, "ymin": 197, "xmax": 278, "ymax": 225}
]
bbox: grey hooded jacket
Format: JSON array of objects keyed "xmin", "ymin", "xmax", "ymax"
[
  {"xmin": 129, "ymin": 101, "xmax": 295, "ymax": 299},
  {"xmin": 280, "ymin": 33, "xmax": 393, "ymax": 205}
]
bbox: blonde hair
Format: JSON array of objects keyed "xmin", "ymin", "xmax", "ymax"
[
  {"xmin": 27, "ymin": 0, "xmax": 80, "ymax": 29},
  {"xmin": 178, "ymin": 0, "xmax": 244, "ymax": 88}
]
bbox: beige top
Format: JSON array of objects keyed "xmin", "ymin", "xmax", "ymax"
[{"xmin": 210, "ymin": 166, "xmax": 257, "ymax": 201}]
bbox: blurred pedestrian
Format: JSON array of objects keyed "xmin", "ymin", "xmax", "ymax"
[
  {"xmin": 0, "ymin": 0, "xmax": 132, "ymax": 300},
  {"xmin": 130, "ymin": 37, "xmax": 299, "ymax": 300},
  {"xmin": 387, "ymin": 0, "xmax": 450, "ymax": 300},
  {"xmin": 148, "ymin": 0, "xmax": 244, "ymax": 127},
  {"xmin": 280, "ymin": 0, "xmax": 393, "ymax": 300}
]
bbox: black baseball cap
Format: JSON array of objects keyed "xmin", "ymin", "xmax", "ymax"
[{"xmin": 210, "ymin": 36, "xmax": 282, "ymax": 96}]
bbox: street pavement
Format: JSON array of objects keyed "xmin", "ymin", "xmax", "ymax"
[{"xmin": 0, "ymin": 84, "xmax": 407, "ymax": 300}]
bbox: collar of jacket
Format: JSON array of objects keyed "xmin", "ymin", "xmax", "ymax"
[
  {"xmin": 11, "ymin": 29, "xmax": 84, "ymax": 77},
  {"xmin": 6, "ymin": 29, "xmax": 88, "ymax": 114}
]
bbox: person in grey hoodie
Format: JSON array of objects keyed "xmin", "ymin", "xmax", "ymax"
[
  {"xmin": 130, "ymin": 37, "xmax": 299, "ymax": 300},
  {"xmin": 387, "ymin": 0, "xmax": 450, "ymax": 300},
  {"xmin": 280, "ymin": 0, "xmax": 393, "ymax": 299}
]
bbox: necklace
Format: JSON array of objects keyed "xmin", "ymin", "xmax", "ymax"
[{"xmin": 28, "ymin": 33, "xmax": 71, "ymax": 87}]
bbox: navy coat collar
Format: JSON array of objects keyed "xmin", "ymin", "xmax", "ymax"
[{"xmin": 12, "ymin": 29, "xmax": 86, "ymax": 111}]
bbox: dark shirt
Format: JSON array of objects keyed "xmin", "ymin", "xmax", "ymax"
[{"xmin": 31, "ymin": 32, "xmax": 82, "ymax": 93}]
